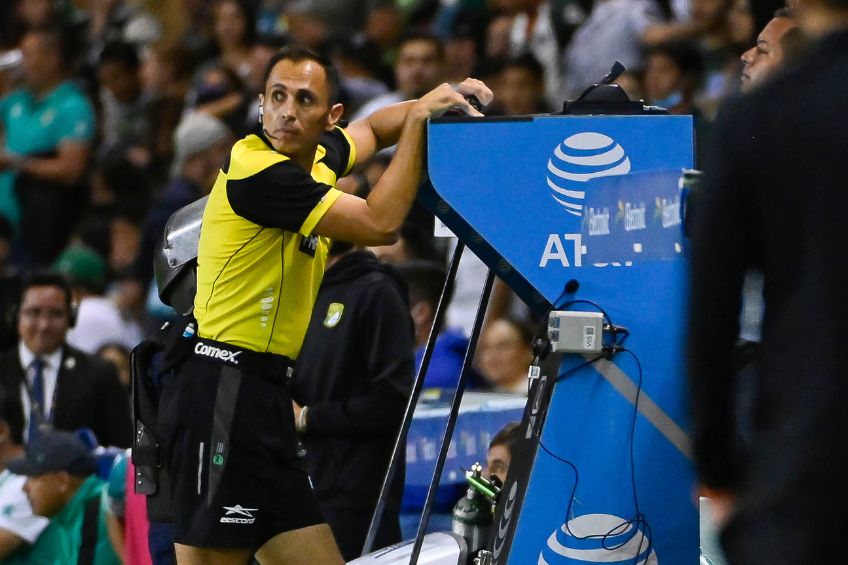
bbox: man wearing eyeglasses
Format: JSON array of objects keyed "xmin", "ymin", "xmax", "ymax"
[{"xmin": 0, "ymin": 273, "xmax": 131, "ymax": 448}]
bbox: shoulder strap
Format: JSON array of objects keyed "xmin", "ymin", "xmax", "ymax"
[{"xmin": 77, "ymin": 494, "xmax": 101, "ymax": 565}]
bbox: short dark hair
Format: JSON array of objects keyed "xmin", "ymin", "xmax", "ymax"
[
  {"xmin": 649, "ymin": 40, "xmax": 705, "ymax": 83},
  {"xmin": 19, "ymin": 272, "xmax": 73, "ymax": 315},
  {"xmin": 774, "ymin": 7, "xmax": 792, "ymax": 18},
  {"xmin": 489, "ymin": 422, "xmax": 521, "ymax": 454},
  {"xmin": 502, "ymin": 52, "xmax": 546, "ymax": 84},
  {"xmin": 396, "ymin": 31, "xmax": 445, "ymax": 62},
  {"xmin": 99, "ymin": 41, "xmax": 140, "ymax": 70},
  {"xmin": 0, "ymin": 389, "xmax": 24, "ymax": 445},
  {"xmin": 396, "ymin": 260, "xmax": 453, "ymax": 310},
  {"xmin": 262, "ymin": 44, "xmax": 340, "ymax": 105}
]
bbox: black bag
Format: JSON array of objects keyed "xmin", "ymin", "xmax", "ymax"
[{"xmin": 130, "ymin": 317, "xmax": 196, "ymax": 522}]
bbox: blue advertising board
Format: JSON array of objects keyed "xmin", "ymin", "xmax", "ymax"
[{"xmin": 423, "ymin": 115, "xmax": 696, "ymax": 565}]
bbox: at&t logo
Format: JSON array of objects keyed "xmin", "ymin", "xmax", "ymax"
[
  {"xmin": 538, "ymin": 513, "xmax": 657, "ymax": 564},
  {"xmin": 546, "ymin": 133, "xmax": 631, "ymax": 217}
]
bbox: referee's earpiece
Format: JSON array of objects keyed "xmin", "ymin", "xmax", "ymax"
[{"xmin": 258, "ymin": 104, "xmax": 264, "ymax": 124}]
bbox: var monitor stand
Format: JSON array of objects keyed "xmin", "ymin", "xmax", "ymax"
[{"xmin": 352, "ymin": 66, "xmax": 696, "ymax": 565}]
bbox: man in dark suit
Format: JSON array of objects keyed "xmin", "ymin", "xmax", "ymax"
[
  {"xmin": 688, "ymin": 1, "xmax": 848, "ymax": 563},
  {"xmin": 0, "ymin": 273, "xmax": 131, "ymax": 448}
]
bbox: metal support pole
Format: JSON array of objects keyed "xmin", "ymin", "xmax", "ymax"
[
  {"xmin": 362, "ymin": 241, "xmax": 467, "ymax": 555},
  {"xmin": 410, "ymin": 268, "xmax": 496, "ymax": 564}
]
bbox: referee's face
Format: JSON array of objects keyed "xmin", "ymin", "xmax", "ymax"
[{"xmin": 259, "ymin": 59, "xmax": 343, "ymax": 161}]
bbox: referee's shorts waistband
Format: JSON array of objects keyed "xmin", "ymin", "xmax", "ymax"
[{"xmin": 191, "ymin": 337, "xmax": 294, "ymax": 383}]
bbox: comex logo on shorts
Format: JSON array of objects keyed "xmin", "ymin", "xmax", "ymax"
[
  {"xmin": 195, "ymin": 342, "xmax": 242, "ymax": 365},
  {"xmin": 546, "ymin": 133, "xmax": 631, "ymax": 217},
  {"xmin": 220, "ymin": 505, "xmax": 258, "ymax": 524}
]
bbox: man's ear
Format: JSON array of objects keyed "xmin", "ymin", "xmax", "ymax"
[{"xmin": 327, "ymin": 102, "xmax": 344, "ymax": 130}]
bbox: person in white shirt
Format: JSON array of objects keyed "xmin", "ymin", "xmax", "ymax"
[{"xmin": 0, "ymin": 389, "xmax": 48, "ymax": 559}]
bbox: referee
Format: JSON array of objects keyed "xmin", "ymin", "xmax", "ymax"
[{"xmin": 157, "ymin": 45, "xmax": 492, "ymax": 565}]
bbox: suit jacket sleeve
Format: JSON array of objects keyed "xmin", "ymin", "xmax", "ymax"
[
  {"xmin": 687, "ymin": 99, "xmax": 757, "ymax": 490},
  {"xmin": 307, "ymin": 280, "xmax": 414, "ymax": 437}
]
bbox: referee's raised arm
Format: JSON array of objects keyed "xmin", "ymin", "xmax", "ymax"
[{"xmin": 314, "ymin": 79, "xmax": 493, "ymax": 246}]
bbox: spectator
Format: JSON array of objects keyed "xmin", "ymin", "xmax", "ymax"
[
  {"xmin": 727, "ymin": 0, "xmax": 756, "ymax": 49},
  {"xmin": 442, "ymin": 7, "xmax": 489, "ymax": 85},
  {"xmin": 0, "ymin": 26, "xmax": 95, "ymax": 267},
  {"xmin": 140, "ymin": 42, "xmax": 194, "ymax": 182},
  {"xmin": 694, "ymin": 0, "xmax": 743, "ymax": 111},
  {"xmin": 739, "ymin": 8, "xmax": 798, "ymax": 93},
  {"xmin": 87, "ymin": 148, "xmax": 151, "ymax": 224},
  {"xmin": 210, "ymin": 0, "xmax": 256, "ymax": 81},
  {"xmin": 396, "ymin": 260, "xmax": 482, "ymax": 390},
  {"xmin": 500, "ymin": 0, "xmax": 568, "ymax": 108},
  {"xmin": 485, "ymin": 422, "xmax": 521, "ymax": 484},
  {"xmin": 282, "ymin": 2, "xmax": 334, "ymax": 52},
  {"xmin": 176, "ymin": 0, "xmax": 217, "ymax": 69},
  {"xmin": 101, "ymin": 450, "xmax": 154, "ymax": 565},
  {"xmin": 353, "ymin": 32, "xmax": 446, "ymax": 120},
  {"xmin": 83, "ymin": 0, "xmax": 163, "ymax": 68},
  {"xmin": 0, "ymin": 389, "xmax": 49, "ymax": 562},
  {"xmin": 135, "ymin": 112, "xmax": 234, "ymax": 287},
  {"xmin": 362, "ymin": 2, "xmax": 404, "ymax": 53},
  {"xmin": 477, "ymin": 317, "xmax": 534, "ymax": 395},
  {"xmin": 52, "ymin": 245, "xmax": 142, "ymax": 357},
  {"xmin": 186, "ymin": 62, "xmax": 249, "ymax": 136},
  {"xmin": 490, "ymin": 53, "xmax": 550, "ymax": 115},
  {"xmin": 96, "ymin": 41, "xmax": 147, "ymax": 162},
  {"xmin": 6, "ymin": 430, "xmax": 121, "ymax": 564},
  {"xmin": 291, "ymin": 244, "xmax": 413, "ymax": 560},
  {"xmin": 562, "ymin": 0, "xmax": 664, "ymax": 99},
  {"xmin": 688, "ymin": 0, "xmax": 848, "ymax": 561},
  {"xmin": 327, "ymin": 38, "xmax": 391, "ymax": 120},
  {"xmin": 0, "ymin": 273, "xmax": 132, "ymax": 447},
  {"xmin": 644, "ymin": 40, "xmax": 705, "ymax": 114}
]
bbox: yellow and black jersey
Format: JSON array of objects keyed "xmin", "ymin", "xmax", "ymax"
[{"xmin": 194, "ymin": 126, "xmax": 356, "ymax": 358}]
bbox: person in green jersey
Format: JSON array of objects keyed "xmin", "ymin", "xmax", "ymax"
[{"xmin": 6, "ymin": 430, "xmax": 120, "ymax": 565}]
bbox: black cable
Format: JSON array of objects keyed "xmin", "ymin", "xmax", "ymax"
[
  {"xmin": 554, "ymin": 354, "xmax": 604, "ymax": 384},
  {"xmin": 540, "ymin": 342, "xmax": 653, "ymax": 564},
  {"xmin": 614, "ymin": 347, "xmax": 652, "ymax": 562},
  {"xmin": 556, "ymin": 299, "xmax": 612, "ymax": 324},
  {"xmin": 535, "ymin": 284, "xmax": 652, "ymax": 560}
]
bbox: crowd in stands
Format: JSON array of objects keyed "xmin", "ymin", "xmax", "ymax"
[
  {"xmin": 0, "ymin": 0, "xmax": 790, "ymax": 393},
  {"xmin": 0, "ymin": 0, "xmax": 796, "ymax": 562}
]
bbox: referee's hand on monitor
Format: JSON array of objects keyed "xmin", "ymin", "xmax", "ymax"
[{"xmin": 413, "ymin": 78, "xmax": 494, "ymax": 120}]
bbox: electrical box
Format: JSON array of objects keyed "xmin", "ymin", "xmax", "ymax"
[{"xmin": 547, "ymin": 311, "xmax": 604, "ymax": 353}]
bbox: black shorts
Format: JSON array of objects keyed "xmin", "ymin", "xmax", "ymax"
[{"xmin": 158, "ymin": 353, "xmax": 324, "ymax": 549}]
